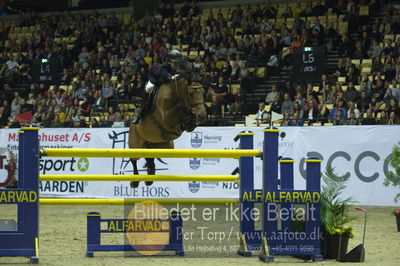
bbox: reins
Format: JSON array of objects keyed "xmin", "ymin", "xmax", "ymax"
[{"xmin": 174, "ymin": 78, "xmax": 205, "ymax": 110}]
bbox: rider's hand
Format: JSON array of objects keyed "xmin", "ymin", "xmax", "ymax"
[{"xmin": 171, "ymin": 74, "xmax": 179, "ymax": 80}]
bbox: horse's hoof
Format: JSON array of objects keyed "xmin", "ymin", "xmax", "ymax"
[
  {"xmin": 145, "ymin": 181, "xmax": 153, "ymax": 186},
  {"xmin": 130, "ymin": 181, "xmax": 140, "ymax": 188}
]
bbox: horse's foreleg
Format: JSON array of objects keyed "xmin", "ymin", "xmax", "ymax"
[
  {"xmin": 145, "ymin": 158, "xmax": 155, "ymax": 186},
  {"xmin": 130, "ymin": 159, "xmax": 140, "ymax": 188}
]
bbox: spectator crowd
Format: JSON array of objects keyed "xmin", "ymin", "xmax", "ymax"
[{"xmin": 0, "ymin": 0, "xmax": 399, "ymax": 129}]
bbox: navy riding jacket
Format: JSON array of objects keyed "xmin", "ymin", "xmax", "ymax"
[{"xmin": 148, "ymin": 63, "xmax": 174, "ymax": 87}]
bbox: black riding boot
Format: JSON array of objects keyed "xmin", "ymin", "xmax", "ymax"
[{"xmin": 132, "ymin": 92, "xmax": 149, "ymax": 124}]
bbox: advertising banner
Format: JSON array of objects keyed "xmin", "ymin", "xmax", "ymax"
[{"xmin": 0, "ymin": 126, "xmax": 398, "ymax": 206}]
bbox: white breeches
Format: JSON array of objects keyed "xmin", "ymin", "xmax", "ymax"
[{"xmin": 145, "ymin": 81, "xmax": 155, "ymax": 93}]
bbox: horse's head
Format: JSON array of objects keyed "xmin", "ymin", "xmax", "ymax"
[
  {"xmin": 174, "ymin": 59, "xmax": 207, "ymax": 123},
  {"xmin": 186, "ymin": 83, "xmax": 207, "ymax": 123}
]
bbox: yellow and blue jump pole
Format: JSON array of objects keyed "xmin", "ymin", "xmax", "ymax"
[
  {"xmin": 0, "ymin": 128, "xmax": 40, "ymax": 264},
  {"xmin": 258, "ymin": 128, "xmax": 323, "ymax": 262},
  {"xmin": 4, "ymin": 127, "xmax": 323, "ymax": 262}
]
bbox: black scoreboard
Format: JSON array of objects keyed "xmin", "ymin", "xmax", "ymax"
[
  {"xmin": 291, "ymin": 46, "xmax": 323, "ymax": 83},
  {"xmin": 32, "ymin": 58, "xmax": 60, "ymax": 84}
]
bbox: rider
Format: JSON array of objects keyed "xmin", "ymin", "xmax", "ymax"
[{"xmin": 132, "ymin": 49, "xmax": 183, "ymax": 124}]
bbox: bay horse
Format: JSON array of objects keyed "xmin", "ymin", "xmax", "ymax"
[{"xmin": 128, "ymin": 65, "xmax": 206, "ymax": 188}]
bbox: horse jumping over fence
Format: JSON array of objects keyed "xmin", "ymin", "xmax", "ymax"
[{"xmin": 128, "ymin": 61, "xmax": 206, "ymax": 187}]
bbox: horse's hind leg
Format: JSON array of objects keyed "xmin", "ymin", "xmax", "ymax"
[
  {"xmin": 130, "ymin": 159, "xmax": 140, "ymax": 188},
  {"xmin": 145, "ymin": 158, "xmax": 155, "ymax": 186}
]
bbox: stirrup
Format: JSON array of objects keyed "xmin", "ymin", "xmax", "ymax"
[{"xmin": 132, "ymin": 93, "xmax": 149, "ymax": 124}]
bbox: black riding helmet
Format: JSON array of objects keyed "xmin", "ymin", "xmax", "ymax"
[{"xmin": 167, "ymin": 49, "xmax": 182, "ymax": 62}]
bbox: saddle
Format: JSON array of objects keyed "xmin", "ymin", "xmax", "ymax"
[{"xmin": 142, "ymin": 88, "xmax": 159, "ymax": 116}]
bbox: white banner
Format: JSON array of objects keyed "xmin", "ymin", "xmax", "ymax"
[{"xmin": 0, "ymin": 126, "xmax": 399, "ymax": 206}]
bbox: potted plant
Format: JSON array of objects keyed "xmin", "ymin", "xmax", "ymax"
[
  {"xmin": 383, "ymin": 142, "xmax": 400, "ymax": 231},
  {"xmin": 320, "ymin": 166, "xmax": 357, "ymax": 260}
]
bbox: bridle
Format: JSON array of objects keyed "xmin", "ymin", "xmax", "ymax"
[
  {"xmin": 148, "ymin": 73, "xmax": 205, "ymax": 141},
  {"xmin": 174, "ymin": 78, "xmax": 205, "ymax": 111},
  {"xmin": 187, "ymin": 84, "xmax": 205, "ymax": 109}
]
